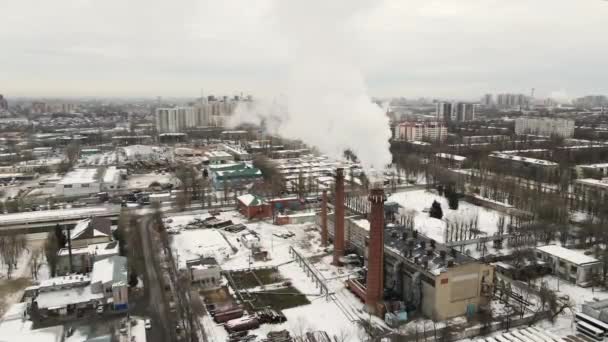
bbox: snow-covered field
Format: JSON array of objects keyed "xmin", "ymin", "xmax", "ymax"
[
  {"xmin": 121, "ymin": 145, "xmax": 170, "ymax": 161},
  {"xmin": 126, "ymin": 172, "xmax": 178, "ymax": 189},
  {"xmin": 167, "ymin": 210, "xmax": 375, "ymax": 340},
  {"xmin": 536, "ymin": 274, "xmax": 608, "ymax": 336},
  {"xmin": 78, "ymin": 151, "xmax": 118, "ymax": 167},
  {"xmin": 388, "ymin": 190, "xmax": 503, "ymax": 242}
]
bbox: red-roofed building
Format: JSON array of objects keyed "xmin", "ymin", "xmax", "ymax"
[{"xmin": 236, "ymin": 194, "xmax": 272, "ymax": 220}]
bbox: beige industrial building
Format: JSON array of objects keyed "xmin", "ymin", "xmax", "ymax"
[{"xmin": 320, "ymin": 210, "xmax": 494, "ymax": 320}]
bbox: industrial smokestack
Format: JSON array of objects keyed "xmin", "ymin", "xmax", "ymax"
[
  {"xmin": 332, "ymin": 168, "xmax": 345, "ymax": 266},
  {"xmin": 321, "ymin": 189, "xmax": 328, "ymax": 247},
  {"xmin": 365, "ymin": 183, "xmax": 386, "ymax": 316}
]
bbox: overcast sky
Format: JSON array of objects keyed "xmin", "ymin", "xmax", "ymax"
[{"xmin": 1, "ymin": 0, "xmax": 607, "ymax": 100}]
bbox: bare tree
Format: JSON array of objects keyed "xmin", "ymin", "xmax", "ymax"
[
  {"xmin": 0, "ymin": 234, "xmax": 27, "ymax": 279},
  {"xmin": 44, "ymin": 231, "xmax": 60, "ymax": 277},
  {"xmin": 528, "ymin": 281, "xmax": 573, "ymax": 325},
  {"xmin": 30, "ymin": 248, "xmax": 43, "ymax": 280},
  {"xmin": 65, "ymin": 141, "xmax": 81, "ymax": 166},
  {"xmin": 175, "ymin": 191, "xmax": 188, "ymax": 212},
  {"xmin": 333, "ymin": 329, "xmax": 351, "ymax": 342}
]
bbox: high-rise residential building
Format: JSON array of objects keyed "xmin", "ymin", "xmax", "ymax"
[
  {"xmin": 156, "ymin": 95, "xmax": 246, "ymax": 132},
  {"xmin": 481, "ymin": 94, "xmax": 493, "ymax": 107},
  {"xmin": 573, "ymin": 95, "xmax": 608, "ymax": 109},
  {"xmin": 514, "ymin": 117, "xmax": 575, "ymax": 138},
  {"xmin": 496, "ymin": 93, "xmax": 529, "ymax": 108},
  {"xmin": 436, "ymin": 102, "xmax": 452, "ymax": 122},
  {"xmin": 454, "ymin": 102, "xmax": 475, "ymax": 121},
  {"xmin": 397, "ymin": 121, "xmax": 447, "ymax": 142},
  {"xmin": 31, "ymin": 101, "xmax": 48, "ymax": 114},
  {"xmin": 0, "ymin": 95, "xmax": 7, "ymax": 111},
  {"xmin": 436, "ymin": 102, "xmax": 475, "ymax": 122},
  {"xmin": 155, "ymin": 107, "xmax": 195, "ymax": 133}
]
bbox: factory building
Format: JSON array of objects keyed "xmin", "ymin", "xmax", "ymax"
[{"xmin": 319, "ymin": 169, "xmax": 494, "ymax": 320}]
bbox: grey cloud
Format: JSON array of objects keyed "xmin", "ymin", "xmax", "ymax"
[{"xmin": 0, "ymin": 0, "xmax": 607, "ymax": 98}]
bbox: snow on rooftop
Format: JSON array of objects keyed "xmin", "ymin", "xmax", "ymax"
[
  {"xmin": 170, "ymin": 227, "xmax": 232, "ymax": 269},
  {"xmin": 0, "ymin": 325, "xmax": 63, "ymax": 342},
  {"xmin": 536, "ymin": 245, "xmax": 600, "ymax": 265},
  {"xmin": 35, "ymin": 285, "xmax": 103, "ymax": 309},
  {"xmin": 237, "ymin": 194, "xmax": 256, "ymax": 206},
  {"xmin": 58, "ymin": 168, "xmax": 98, "ymax": 185},
  {"xmin": 352, "ymin": 218, "xmax": 370, "ymax": 231},
  {"xmin": 579, "ymin": 163, "xmax": 608, "ymax": 169},
  {"xmin": 91, "ymin": 256, "xmax": 127, "ymax": 285},
  {"xmin": 435, "ymin": 153, "xmax": 466, "ymax": 161},
  {"xmin": 205, "ymin": 150, "xmax": 232, "ymax": 158},
  {"xmin": 102, "ymin": 166, "xmax": 120, "ymax": 184},
  {"xmin": 35, "ymin": 275, "xmax": 91, "ymax": 289},
  {"xmin": 70, "ymin": 219, "xmax": 91, "ymax": 239},
  {"xmin": 576, "ymin": 178, "xmax": 608, "ymax": 188},
  {"xmin": 489, "ymin": 153, "xmax": 558, "ymax": 166},
  {"xmin": 0, "ymin": 206, "xmax": 115, "ymax": 226},
  {"xmin": 58, "ymin": 241, "xmax": 118, "ymax": 257}
]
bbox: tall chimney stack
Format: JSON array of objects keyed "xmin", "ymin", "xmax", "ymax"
[
  {"xmin": 366, "ymin": 184, "xmax": 386, "ymax": 316},
  {"xmin": 332, "ymin": 168, "xmax": 345, "ymax": 266},
  {"xmin": 321, "ymin": 189, "xmax": 328, "ymax": 247}
]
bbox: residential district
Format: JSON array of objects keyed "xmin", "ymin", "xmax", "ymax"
[{"xmin": 1, "ymin": 93, "xmax": 608, "ymax": 342}]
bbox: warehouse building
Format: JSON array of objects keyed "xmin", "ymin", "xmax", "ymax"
[{"xmin": 55, "ymin": 166, "xmax": 125, "ymax": 197}]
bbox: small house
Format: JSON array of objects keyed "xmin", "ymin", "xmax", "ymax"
[
  {"xmin": 186, "ymin": 257, "xmax": 221, "ymax": 289},
  {"xmin": 236, "ymin": 194, "xmax": 271, "ymax": 219},
  {"xmin": 536, "ymin": 245, "xmax": 602, "ymax": 286},
  {"xmin": 69, "ymin": 217, "xmax": 112, "ymax": 248}
]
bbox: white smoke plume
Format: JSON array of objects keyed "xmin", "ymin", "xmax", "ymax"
[{"xmin": 229, "ymin": 0, "xmax": 392, "ymax": 171}]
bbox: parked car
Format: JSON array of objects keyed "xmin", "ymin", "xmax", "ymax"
[{"xmin": 145, "ymin": 319, "xmax": 152, "ymax": 330}]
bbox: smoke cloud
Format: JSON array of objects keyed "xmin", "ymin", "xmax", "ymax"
[{"xmin": 229, "ymin": 0, "xmax": 392, "ymax": 171}]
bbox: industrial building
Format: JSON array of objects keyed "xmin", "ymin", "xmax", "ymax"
[
  {"xmin": 31, "ymin": 256, "xmax": 129, "ymax": 317},
  {"xmin": 205, "ymin": 150, "xmax": 234, "ymax": 164},
  {"xmin": 54, "ymin": 166, "xmax": 125, "ymax": 198},
  {"xmin": 57, "ymin": 241, "xmax": 119, "ymax": 275},
  {"xmin": 186, "ymin": 257, "xmax": 222, "ymax": 289},
  {"xmin": 209, "ymin": 162, "xmax": 263, "ymax": 189},
  {"xmin": 318, "ymin": 168, "xmax": 495, "ymax": 320}
]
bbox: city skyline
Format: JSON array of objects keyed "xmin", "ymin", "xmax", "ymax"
[{"xmin": 1, "ymin": 0, "xmax": 607, "ymax": 99}]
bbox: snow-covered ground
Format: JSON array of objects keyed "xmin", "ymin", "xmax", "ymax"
[
  {"xmin": 78, "ymin": 151, "xmax": 118, "ymax": 167},
  {"xmin": 0, "ymin": 240, "xmax": 48, "ymax": 316},
  {"xmin": 388, "ymin": 190, "xmax": 503, "ymax": 242},
  {"xmin": 121, "ymin": 145, "xmax": 170, "ymax": 162},
  {"xmin": 168, "ymin": 210, "xmax": 375, "ymax": 340},
  {"xmin": 127, "ymin": 172, "xmax": 178, "ymax": 189},
  {"xmin": 536, "ymin": 275, "xmax": 608, "ymax": 336}
]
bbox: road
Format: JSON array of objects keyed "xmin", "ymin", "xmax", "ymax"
[{"xmin": 138, "ymin": 214, "xmax": 174, "ymax": 342}]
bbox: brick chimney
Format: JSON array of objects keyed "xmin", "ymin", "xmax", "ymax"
[
  {"xmin": 366, "ymin": 184, "xmax": 386, "ymax": 316},
  {"xmin": 321, "ymin": 189, "xmax": 328, "ymax": 247},
  {"xmin": 332, "ymin": 168, "xmax": 345, "ymax": 266}
]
